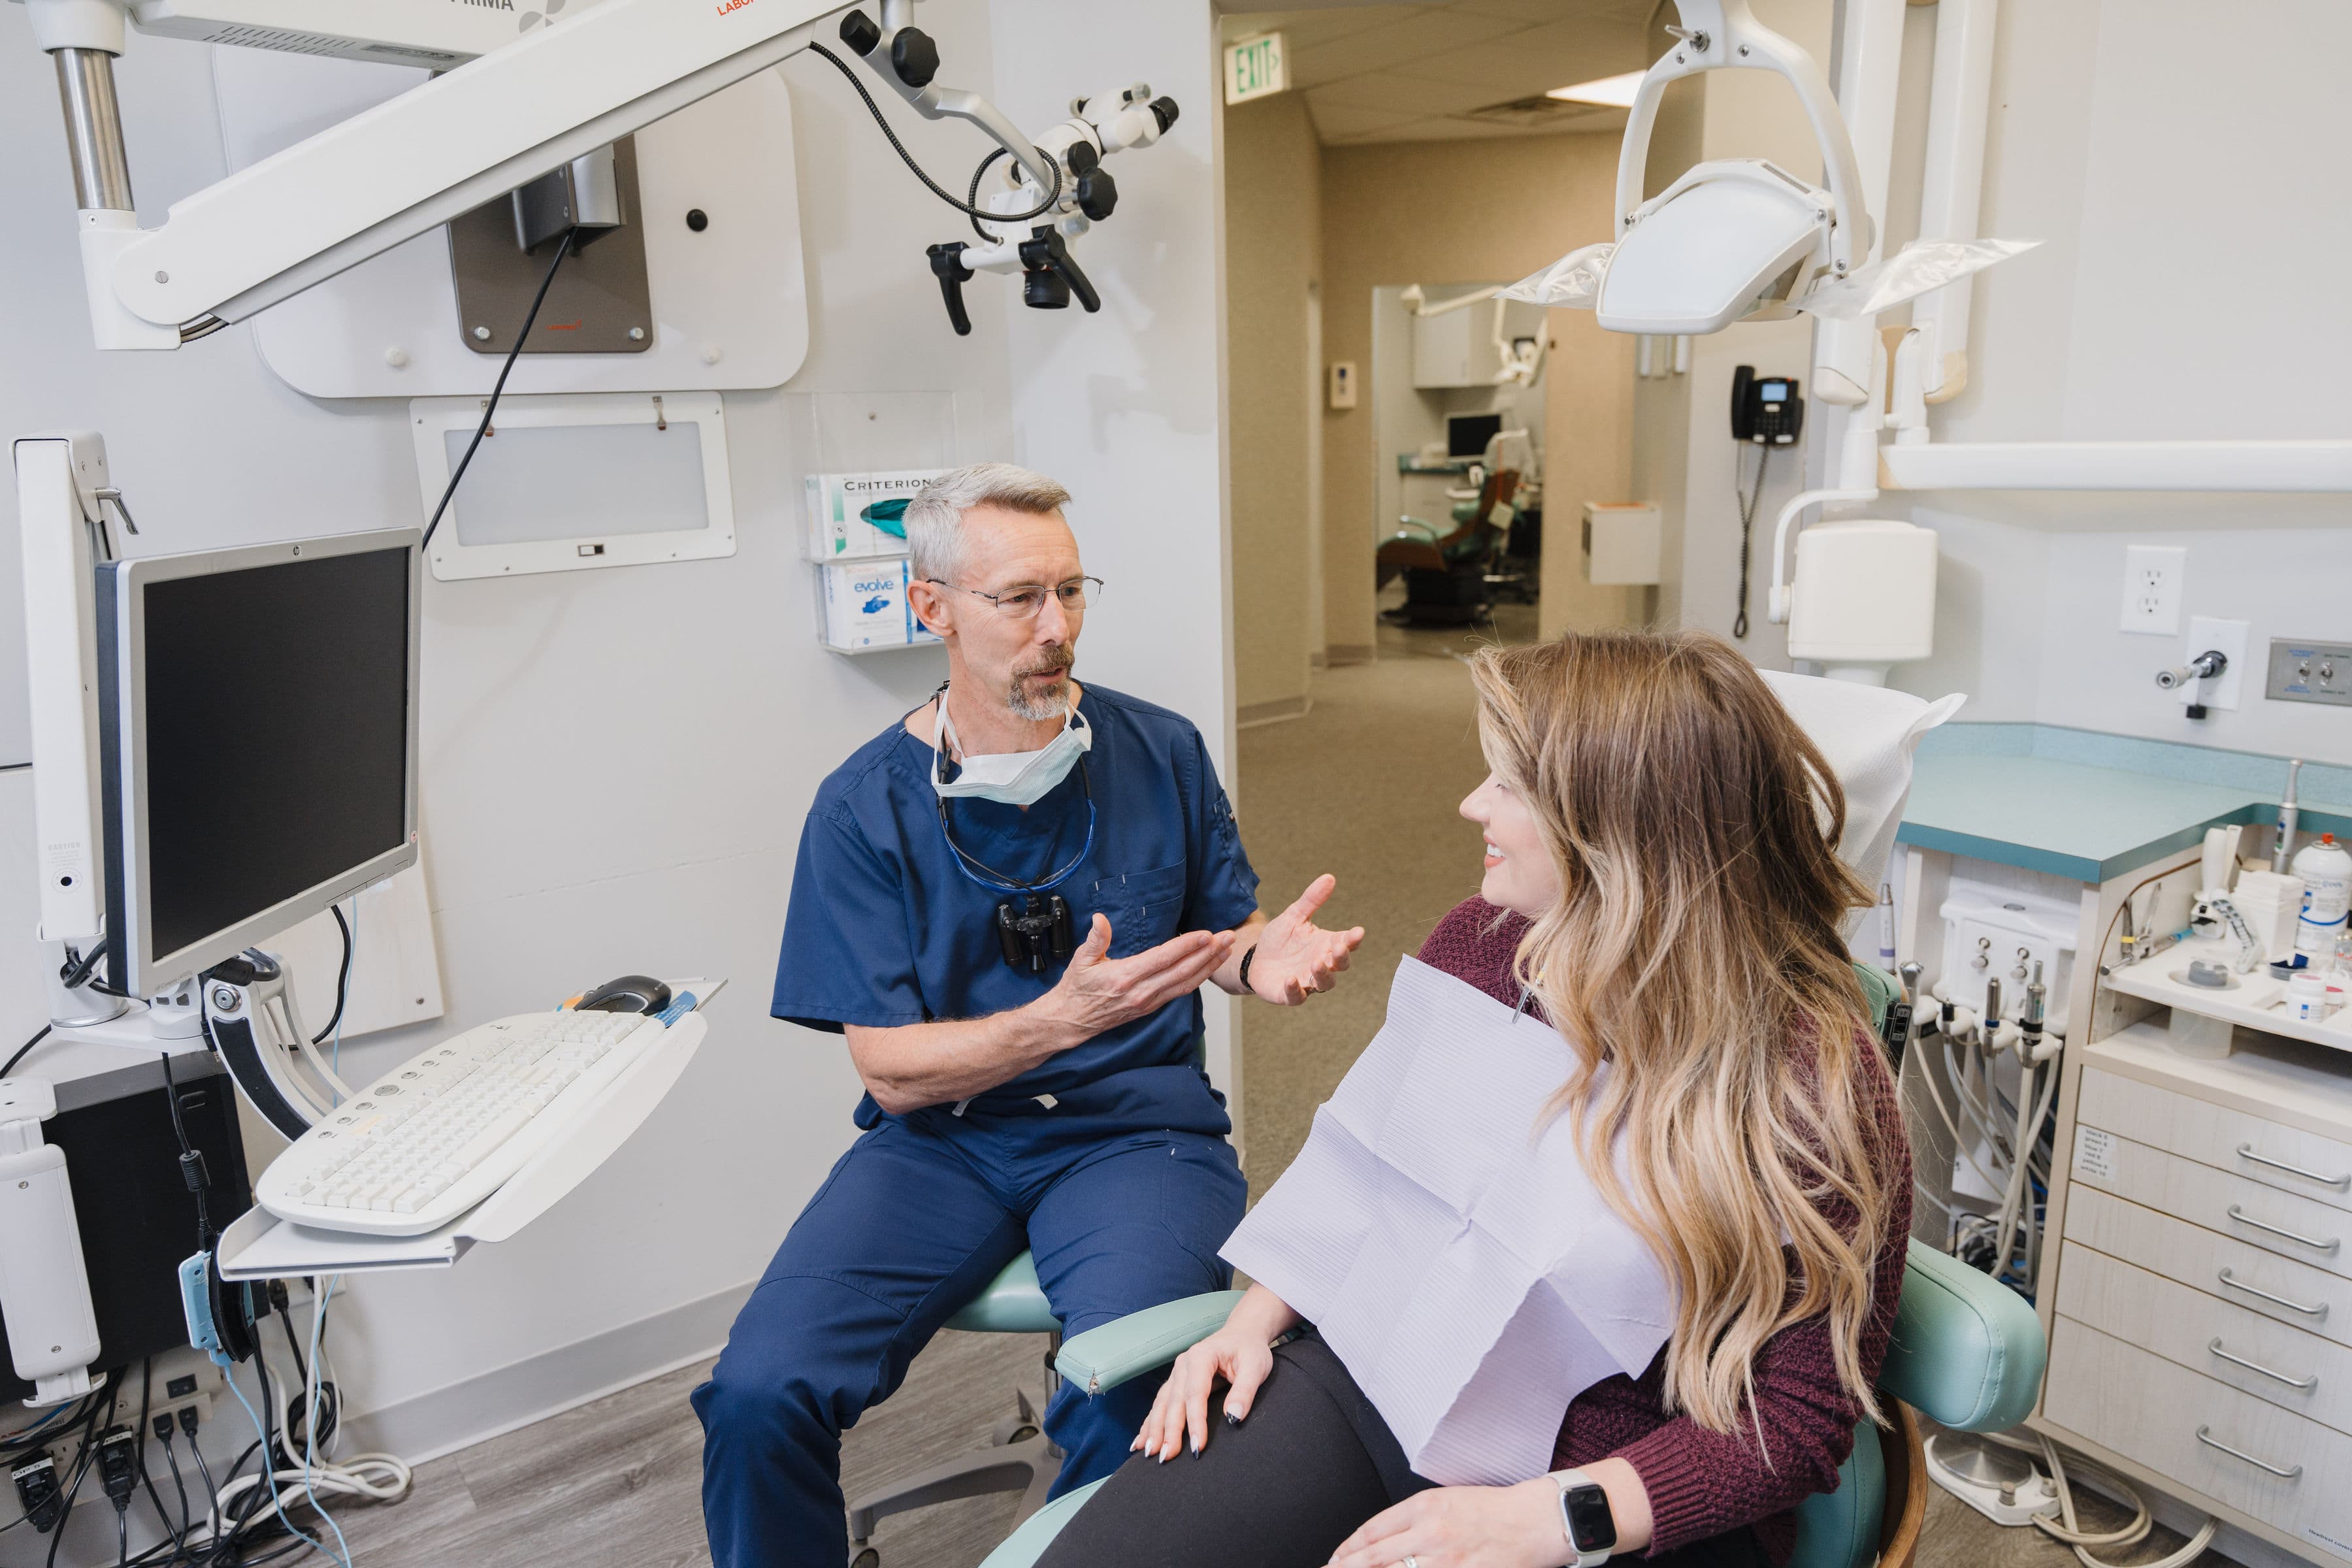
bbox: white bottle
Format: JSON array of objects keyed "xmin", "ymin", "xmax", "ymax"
[{"xmin": 2292, "ymin": 832, "xmax": 2352, "ymax": 956}]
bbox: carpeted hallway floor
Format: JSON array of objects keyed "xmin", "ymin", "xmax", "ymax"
[{"xmin": 1232, "ymin": 602, "xmax": 1535, "ymax": 1200}]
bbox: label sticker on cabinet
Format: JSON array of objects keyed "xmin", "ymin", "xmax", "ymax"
[{"xmin": 2072, "ymin": 1125, "xmax": 2117, "ymax": 1184}]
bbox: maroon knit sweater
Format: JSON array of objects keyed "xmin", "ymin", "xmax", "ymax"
[{"xmin": 1414, "ymin": 898, "xmax": 1912, "ymax": 1564}]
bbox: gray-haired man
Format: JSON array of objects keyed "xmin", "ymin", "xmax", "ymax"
[{"xmin": 693, "ymin": 463, "xmax": 1363, "ymax": 1566}]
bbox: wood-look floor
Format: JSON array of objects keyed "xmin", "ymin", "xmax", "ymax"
[
  {"xmin": 334, "ymin": 1328, "xmax": 1045, "ymax": 1568},
  {"xmin": 327, "ymin": 1325, "xmax": 2229, "ymax": 1568}
]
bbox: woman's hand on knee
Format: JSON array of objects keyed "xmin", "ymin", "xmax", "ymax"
[
  {"xmin": 1132, "ymin": 1328, "xmax": 1274, "ymax": 1463},
  {"xmin": 1326, "ymin": 1481, "xmax": 1567, "ymax": 1568}
]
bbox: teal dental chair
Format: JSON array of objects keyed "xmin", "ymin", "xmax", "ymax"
[
  {"xmin": 968, "ymin": 1241, "xmax": 2043, "ymax": 1568},
  {"xmin": 872, "ymin": 968, "xmax": 2050, "ymax": 1568}
]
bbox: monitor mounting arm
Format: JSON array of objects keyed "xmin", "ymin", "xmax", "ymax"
[{"xmin": 14, "ymin": 0, "xmax": 1143, "ymax": 350}]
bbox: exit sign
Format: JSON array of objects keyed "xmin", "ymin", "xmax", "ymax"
[{"xmin": 1224, "ymin": 32, "xmax": 1286, "ymax": 105}]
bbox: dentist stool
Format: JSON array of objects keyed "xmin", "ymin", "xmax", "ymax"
[{"xmin": 845, "ymin": 1250, "xmax": 1066, "ymax": 1567}]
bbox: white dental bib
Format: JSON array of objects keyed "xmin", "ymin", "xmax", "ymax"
[{"xmin": 1222, "ymin": 956, "xmax": 1672, "ymax": 1486}]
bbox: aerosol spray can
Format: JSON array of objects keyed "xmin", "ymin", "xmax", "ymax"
[{"xmin": 2293, "ymin": 832, "xmax": 2352, "ymax": 958}]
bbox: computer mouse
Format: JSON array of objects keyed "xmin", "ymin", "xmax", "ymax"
[{"xmin": 575, "ymin": 974, "xmax": 673, "ymax": 1014}]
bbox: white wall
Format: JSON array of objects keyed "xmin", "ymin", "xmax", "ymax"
[
  {"xmin": 1882, "ymin": 0, "xmax": 2352, "ymax": 754},
  {"xmin": 985, "ymin": 0, "xmax": 1237, "ymax": 1115},
  {"xmin": 1638, "ymin": 0, "xmax": 2352, "ymax": 762},
  {"xmin": 0, "ymin": 0, "xmax": 1229, "ymax": 1483}
]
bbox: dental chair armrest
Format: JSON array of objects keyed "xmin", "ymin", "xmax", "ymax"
[
  {"xmin": 1392, "ymin": 517, "xmax": 1441, "ymax": 542},
  {"xmin": 1055, "ymin": 1288, "xmax": 1247, "ymax": 1396},
  {"xmin": 1882, "ymin": 1241, "xmax": 2047, "ymax": 1433}
]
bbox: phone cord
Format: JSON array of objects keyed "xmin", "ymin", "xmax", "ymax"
[{"xmin": 1732, "ymin": 443, "xmax": 1772, "ymax": 640}]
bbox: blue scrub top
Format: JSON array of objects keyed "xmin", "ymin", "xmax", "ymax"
[{"xmin": 774, "ymin": 683, "xmax": 1260, "ymax": 1134}]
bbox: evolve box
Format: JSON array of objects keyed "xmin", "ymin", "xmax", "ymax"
[
  {"xmin": 815, "ymin": 558, "xmax": 941, "ymax": 651},
  {"xmin": 804, "ymin": 469, "xmax": 948, "ymax": 561}
]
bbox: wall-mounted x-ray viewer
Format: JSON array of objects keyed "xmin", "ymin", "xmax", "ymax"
[{"xmin": 408, "ymin": 392, "xmax": 736, "ymax": 582}]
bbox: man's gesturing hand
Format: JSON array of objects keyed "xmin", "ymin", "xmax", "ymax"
[
  {"xmin": 1246, "ymin": 874, "xmax": 1365, "ymax": 1005},
  {"xmin": 1031, "ymin": 915, "xmax": 1233, "ymax": 1047}
]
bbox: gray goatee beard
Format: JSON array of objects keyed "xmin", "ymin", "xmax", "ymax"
[{"xmin": 1006, "ymin": 654, "xmax": 1074, "ymax": 721}]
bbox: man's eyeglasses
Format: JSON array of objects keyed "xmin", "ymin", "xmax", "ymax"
[{"xmin": 926, "ymin": 576, "xmax": 1104, "ymax": 621}]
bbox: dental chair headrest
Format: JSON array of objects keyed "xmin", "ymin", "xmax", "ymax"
[{"xmin": 1757, "ymin": 670, "xmax": 1965, "ymax": 897}]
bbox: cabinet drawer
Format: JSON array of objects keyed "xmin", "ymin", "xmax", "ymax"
[
  {"xmin": 2045, "ymin": 1317, "xmax": 2352, "ymax": 1558},
  {"xmin": 2071, "ymin": 1128, "xmax": 2352, "ymax": 1279},
  {"xmin": 2055, "ymin": 1245, "xmax": 2352, "ymax": 1434},
  {"xmin": 2064, "ymin": 1186, "xmax": 2352, "ymax": 1350},
  {"xmin": 2079, "ymin": 1068, "xmax": 2352, "ymax": 1214}
]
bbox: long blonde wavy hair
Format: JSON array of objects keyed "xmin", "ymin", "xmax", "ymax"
[{"xmin": 1469, "ymin": 630, "xmax": 1895, "ymax": 1438}]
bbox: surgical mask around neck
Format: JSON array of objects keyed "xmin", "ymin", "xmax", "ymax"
[{"xmin": 931, "ymin": 693, "xmax": 1092, "ymax": 806}]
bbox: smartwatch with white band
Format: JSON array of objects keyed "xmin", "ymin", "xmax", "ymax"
[{"xmin": 1550, "ymin": 1469, "xmax": 1617, "ymax": 1566}]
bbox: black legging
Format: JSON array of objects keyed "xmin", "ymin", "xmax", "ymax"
[{"xmin": 1035, "ymin": 1335, "xmax": 1771, "ymax": 1568}]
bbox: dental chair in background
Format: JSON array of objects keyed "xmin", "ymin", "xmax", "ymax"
[{"xmin": 1377, "ymin": 467, "xmax": 1523, "ymax": 626}]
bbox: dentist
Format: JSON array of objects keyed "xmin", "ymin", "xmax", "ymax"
[{"xmin": 694, "ymin": 463, "xmax": 1364, "ymax": 1568}]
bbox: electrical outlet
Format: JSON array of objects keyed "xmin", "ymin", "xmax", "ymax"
[
  {"xmin": 2178, "ymin": 615, "xmax": 2250, "ymax": 712},
  {"xmin": 2119, "ymin": 545, "xmax": 2185, "ymax": 634},
  {"xmin": 101, "ymin": 1355, "xmax": 221, "ymax": 1436}
]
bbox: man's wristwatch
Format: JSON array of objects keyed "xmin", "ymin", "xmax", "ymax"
[{"xmin": 1550, "ymin": 1469, "xmax": 1617, "ymax": 1567}]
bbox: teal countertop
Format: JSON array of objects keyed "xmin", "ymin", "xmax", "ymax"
[{"xmin": 1899, "ymin": 727, "xmax": 2352, "ymax": 884}]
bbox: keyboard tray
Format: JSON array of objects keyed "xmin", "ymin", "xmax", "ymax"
[{"xmin": 218, "ymin": 992, "xmax": 713, "ymax": 1281}]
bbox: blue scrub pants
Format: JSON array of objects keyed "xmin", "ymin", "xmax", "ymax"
[{"xmin": 692, "ymin": 1104, "xmax": 1247, "ymax": 1568}]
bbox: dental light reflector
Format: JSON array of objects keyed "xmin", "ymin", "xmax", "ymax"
[
  {"xmin": 1597, "ymin": 161, "xmax": 1829, "ymax": 335},
  {"xmin": 1545, "ymin": 71, "xmax": 1645, "ymax": 108}
]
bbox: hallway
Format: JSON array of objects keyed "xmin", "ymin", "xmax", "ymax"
[{"xmin": 1233, "ymin": 606, "xmax": 1533, "ymax": 1197}]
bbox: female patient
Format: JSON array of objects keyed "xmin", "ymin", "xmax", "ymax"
[{"xmin": 1037, "ymin": 630, "xmax": 1911, "ymax": 1568}]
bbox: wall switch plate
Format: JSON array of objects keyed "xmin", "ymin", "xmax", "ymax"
[
  {"xmin": 2119, "ymin": 544, "xmax": 2185, "ymax": 634},
  {"xmin": 1328, "ymin": 361, "xmax": 1357, "ymax": 410},
  {"xmin": 2179, "ymin": 615, "xmax": 2249, "ymax": 711},
  {"xmin": 2268, "ymin": 638, "xmax": 2352, "ymax": 707}
]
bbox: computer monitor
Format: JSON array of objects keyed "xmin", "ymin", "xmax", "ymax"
[
  {"xmin": 1446, "ymin": 412, "xmax": 1504, "ymax": 460},
  {"xmin": 95, "ymin": 530, "xmax": 421, "ymax": 998}
]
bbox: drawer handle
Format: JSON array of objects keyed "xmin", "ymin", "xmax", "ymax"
[
  {"xmin": 2207, "ymin": 1337, "xmax": 2319, "ymax": 1390},
  {"xmin": 2195, "ymin": 1426, "xmax": 2304, "ymax": 1480},
  {"xmin": 2217, "ymin": 1267, "xmax": 2330, "ymax": 1318},
  {"xmin": 2237, "ymin": 1143, "xmax": 2352, "ymax": 1190},
  {"xmin": 2227, "ymin": 1205, "xmax": 2342, "ymax": 1254}
]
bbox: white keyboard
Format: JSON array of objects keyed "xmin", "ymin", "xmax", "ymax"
[{"xmin": 256, "ymin": 1008, "xmax": 672, "ymax": 1237}]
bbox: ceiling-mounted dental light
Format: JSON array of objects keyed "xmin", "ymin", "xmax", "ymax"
[
  {"xmin": 1499, "ymin": 0, "xmax": 2032, "ymax": 340},
  {"xmin": 1601, "ymin": 0, "xmax": 1868, "ymax": 333}
]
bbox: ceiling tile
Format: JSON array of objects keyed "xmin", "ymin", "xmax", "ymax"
[
  {"xmin": 1308, "ymin": 70, "xmax": 1516, "ymax": 116},
  {"xmin": 1307, "ymin": 99, "xmax": 1433, "ymax": 139},
  {"xmin": 1396, "ymin": 16, "xmax": 1650, "ymax": 90},
  {"xmin": 1447, "ymin": 0, "xmax": 1629, "ymax": 20},
  {"xmin": 1329, "ymin": 106, "xmax": 1630, "ymax": 144},
  {"xmin": 1220, "ymin": 7, "xmax": 1428, "ymax": 50},
  {"xmin": 1331, "ymin": 114, "xmax": 1518, "ymax": 142},
  {"xmin": 1285, "ymin": 9, "xmax": 1533, "ymax": 88}
]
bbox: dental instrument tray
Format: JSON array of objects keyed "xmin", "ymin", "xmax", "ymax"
[
  {"xmin": 214, "ymin": 977, "xmax": 723, "ymax": 1281},
  {"xmin": 2104, "ymin": 943, "xmax": 2351, "ymax": 1055}
]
